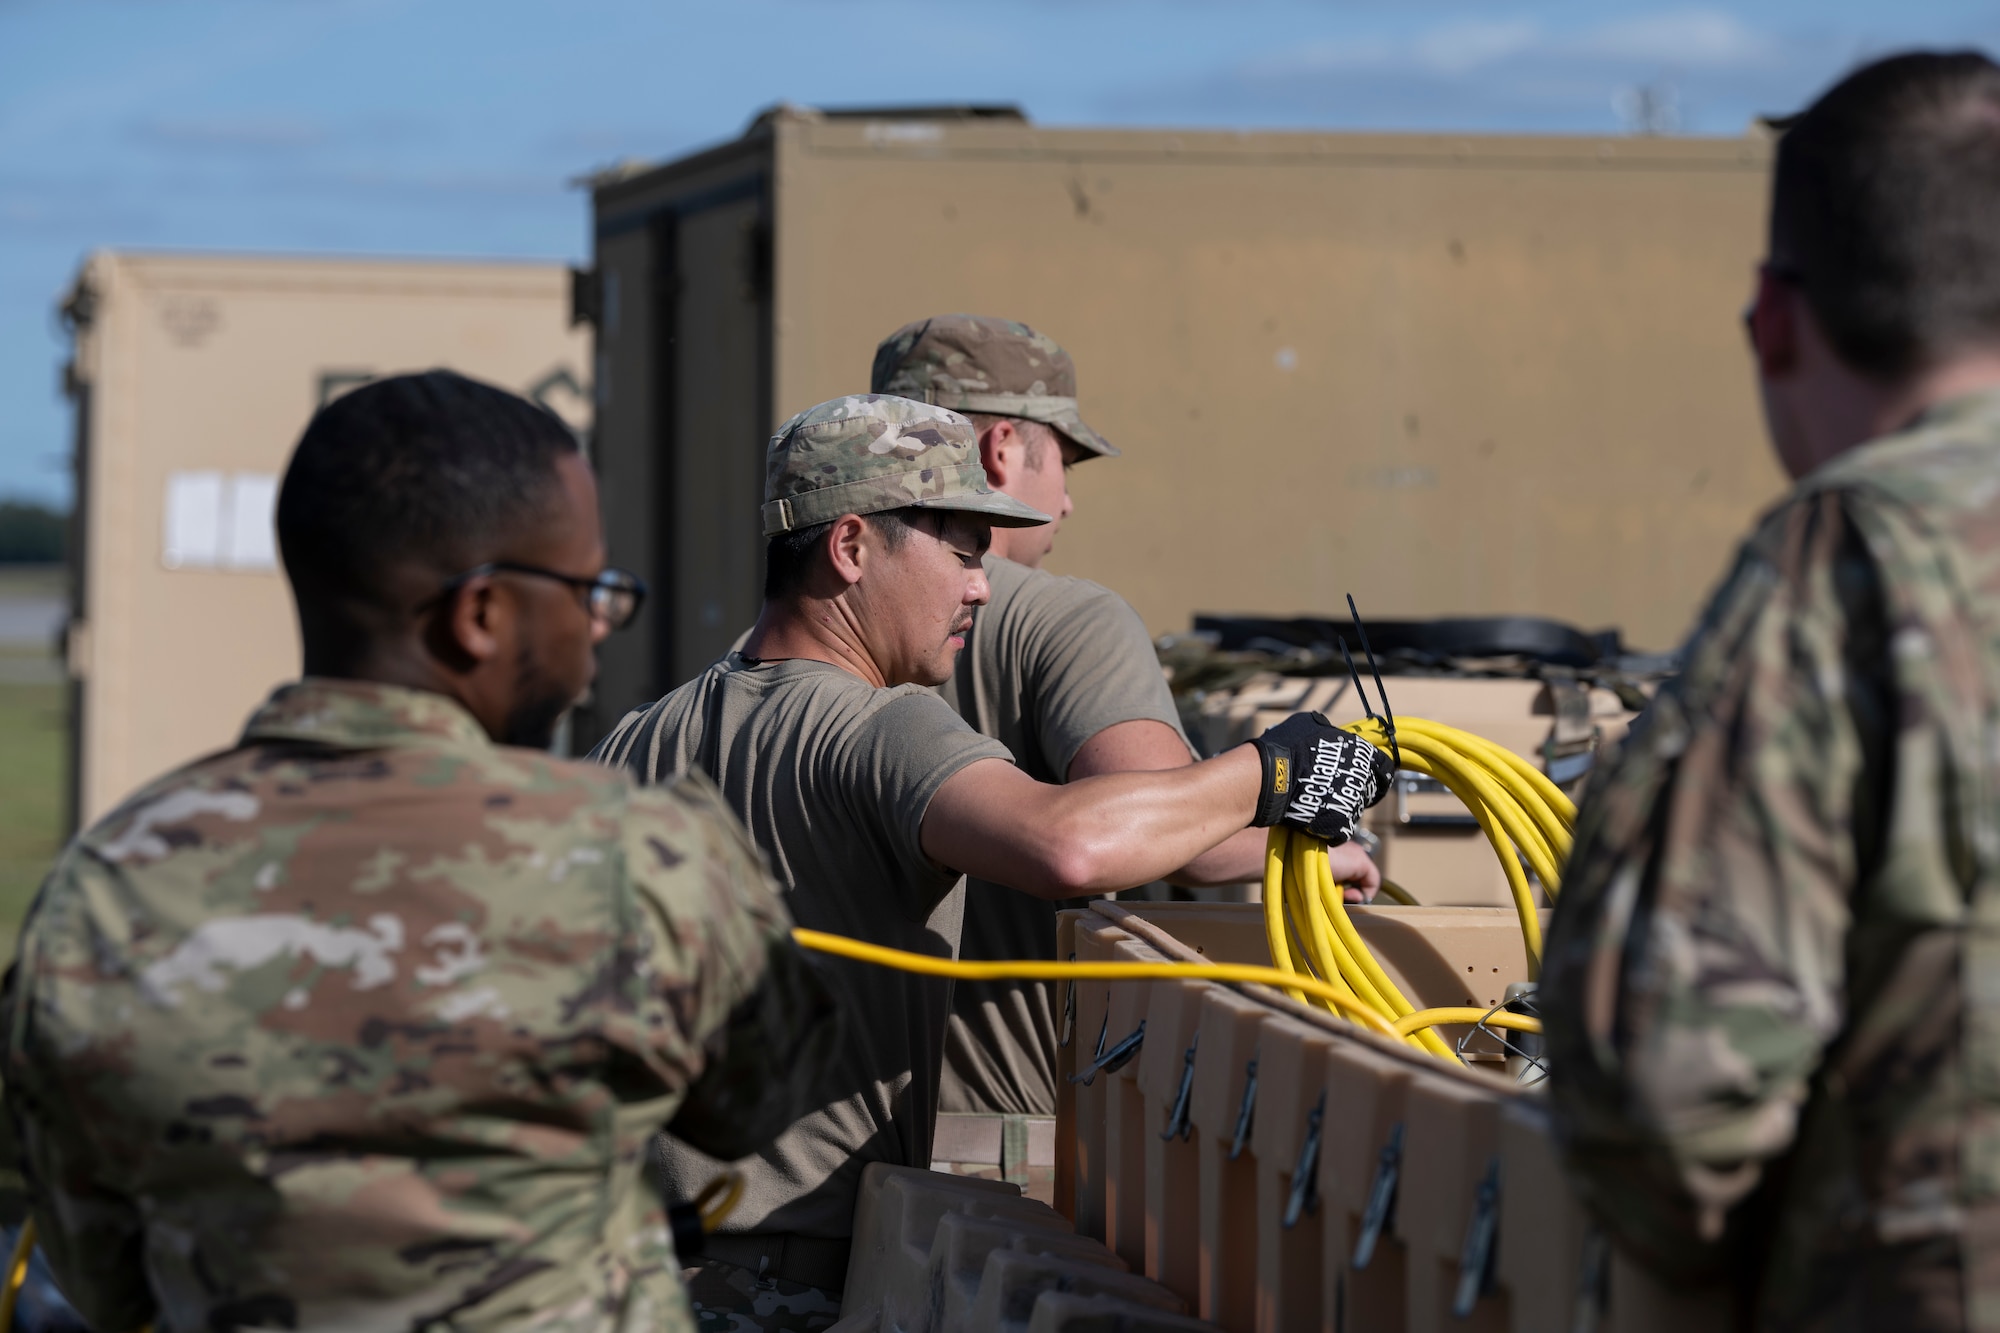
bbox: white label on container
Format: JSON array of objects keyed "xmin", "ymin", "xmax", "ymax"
[
  {"xmin": 225, "ymin": 473, "xmax": 279, "ymax": 571},
  {"xmin": 163, "ymin": 471, "xmax": 224, "ymax": 569},
  {"xmin": 162, "ymin": 471, "xmax": 280, "ymax": 572}
]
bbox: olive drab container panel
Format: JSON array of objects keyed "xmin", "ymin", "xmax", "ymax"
[
  {"xmin": 581, "ymin": 107, "xmax": 1782, "ymax": 740},
  {"xmin": 60, "ymin": 252, "xmax": 590, "ymax": 827}
]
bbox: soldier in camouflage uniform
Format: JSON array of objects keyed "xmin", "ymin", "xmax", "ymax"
[
  {"xmin": 870, "ymin": 318, "xmax": 1367, "ymax": 1181},
  {"xmin": 1542, "ymin": 53, "xmax": 2000, "ymax": 1329},
  {"xmin": 593, "ymin": 394, "xmax": 1380, "ymax": 1330},
  {"xmin": 1, "ymin": 372, "xmax": 838, "ymax": 1332}
]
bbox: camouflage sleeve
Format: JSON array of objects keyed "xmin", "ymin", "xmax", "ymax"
[
  {"xmin": 1542, "ymin": 491, "xmax": 1892, "ymax": 1281},
  {"xmin": 2, "ymin": 870, "xmax": 158, "ymax": 1333},
  {"xmin": 618, "ymin": 770, "xmax": 841, "ymax": 1162}
]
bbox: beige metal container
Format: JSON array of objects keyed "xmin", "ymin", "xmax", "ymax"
[
  {"xmin": 60, "ymin": 251, "xmax": 590, "ymax": 827},
  {"xmin": 1048, "ymin": 901, "xmax": 1738, "ymax": 1333},
  {"xmin": 582, "ymin": 108, "xmax": 1784, "ymax": 741}
]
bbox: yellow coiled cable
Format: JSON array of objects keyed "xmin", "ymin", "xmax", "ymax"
[
  {"xmin": 1341, "ymin": 715, "xmax": 1574, "ymax": 978},
  {"xmin": 1260, "ymin": 714, "xmax": 1574, "ymax": 1062}
]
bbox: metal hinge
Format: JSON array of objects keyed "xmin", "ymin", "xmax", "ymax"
[
  {"xmin": 1353, "ymin": 1122, "xmax": 1403, "ymax": 1270},
  {"xmin": 1161, "ymin": 1033, "xmax": 1198, "ymax": 1142},
  {"xmin": 1068, "ymin": 1016, "xmax": 1144, "ymax": 1086},
  {"xmin": 1453, "ymin": 1156, "xmax": 1501, "ymax": 1318},
  {"xmin": 1228, "ymin": 1056, "xmax": 1259, "ymax": 1160},
  {"xmin": 1283, "ymin": 1092, "xmax": 1326, "ymax": 1229}
]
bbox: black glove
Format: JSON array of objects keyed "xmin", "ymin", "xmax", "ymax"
[{"xmin": 1249, "ymin": 712, "xmax": 1394, "ymax": 845}]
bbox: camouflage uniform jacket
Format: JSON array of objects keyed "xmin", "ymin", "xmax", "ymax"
[
  {"xmin": 1, "ymin": 679, "xmax": 838, "ymax": 1333},
  {"xmin": 1543, "ymin": 389, "xmax": 2000, "ymax": 1330}
]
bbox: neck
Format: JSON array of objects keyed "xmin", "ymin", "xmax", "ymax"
[
  {"xmin": 301, "ymin": 637, "xmax": 499, "ymax": 735},
  {"xmin": 1806, "ymin": 351, "xmax": 2000, "ymax": 473},
  {"xmin": 741, "ymin": 596, "xmax": 888, "ymax": 688},
  {"xmin": 984, "ymin": 526, "xmax": 1034, "ymax": 568}
]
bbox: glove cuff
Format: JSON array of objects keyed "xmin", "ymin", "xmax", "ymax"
[
  {"xmin": 1252, "ymin": 740, "xmax": 1287, "ymax": 828},
  {"xmin": 1251, "ymin": 726, "xmax": 1389, "ymax": 838}
]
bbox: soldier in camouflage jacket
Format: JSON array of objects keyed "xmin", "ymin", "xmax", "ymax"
[
  {"xmin": 2, "ymin": 372, "xmax": 839, "ymax": 1332},
  {"xmin": 1543, "ymin": 53, "xmax": 2000, "ymax": 1329}
]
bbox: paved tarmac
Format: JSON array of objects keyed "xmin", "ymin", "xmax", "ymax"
[
  {"xmin": 0, "ymin": 571, "xmax": 67, "ymax": 684},
  {"xmin": 0, "ymin": 596, "xmax": 63, "ymax": 650}
]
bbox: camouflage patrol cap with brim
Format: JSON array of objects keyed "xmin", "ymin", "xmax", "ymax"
[
  {"xmin": 761, "ymin": 394, "xmax": 1052, "ymax": 537},
  {"xmin": 870, "ymin": 313, "xmax": 1120, "ymax": 459}
]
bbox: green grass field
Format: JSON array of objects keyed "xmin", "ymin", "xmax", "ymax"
[
  {"xmin": 0, "ymin": 661, "xmax": 64, "ymax": 961},
  {"xmin": 0, "ymin": 566, "xmax": 67, "ymax": 962}
]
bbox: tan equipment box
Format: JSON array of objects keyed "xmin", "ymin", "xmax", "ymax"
[
  {"xmin": 580, "ymin": 106, "xmax": 1782, "ymax": 743},
  {"xmin": 59, "ymin": 251, "xmax": 591, "ymax": 827}
]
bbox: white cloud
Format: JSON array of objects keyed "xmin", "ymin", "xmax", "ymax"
[
  {"xmin": 1575, "ymin": 10, "xmax": 1772, "ymax": 68},
  {"xmin": 1413, "ymin": 19, "xmax": 1543, "ymax": 75}
]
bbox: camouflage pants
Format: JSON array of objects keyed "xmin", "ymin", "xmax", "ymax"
[{"xmin": 683, "ymin": 1258, "xmax": 842, "ymax": 1333}]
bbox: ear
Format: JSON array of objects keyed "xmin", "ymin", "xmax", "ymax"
[
  {"xmin": 824, "ymin": 514, "xmax": 870, "ymax": 587},
  {"xmin": 977, "ymin": 419, "xmax": 1023, "ymax": 489},
  {"xmin": 1750, "ymin": 267, "xmax": 1800, "ymax": 380},
  {"xmin": 438, "ymin": 574, "xmax": 505, "ymax": 667}
]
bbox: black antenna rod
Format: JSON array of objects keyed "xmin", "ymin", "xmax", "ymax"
[{"xmin": 1346, "ymin": 594, "xmax": 1401, "ymax": 773}]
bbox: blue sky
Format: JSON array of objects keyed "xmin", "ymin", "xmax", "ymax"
[{"xmin": 4, "ymin": 0, "xmax": 1996, "ymax": 507}]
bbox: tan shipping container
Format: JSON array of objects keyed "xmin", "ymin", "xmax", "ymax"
[
  {"xmin": 580, "ymin": 107, "xmax": 1785, "ymax": 742},
  {"xmin": 60, "ymin": 251, "xmax": 591, "ymax": 827}
]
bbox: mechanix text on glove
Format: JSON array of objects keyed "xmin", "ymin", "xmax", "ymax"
[{"xmin": 1249, "ymin": 712, "xmax": 1394, "ymax": 845}]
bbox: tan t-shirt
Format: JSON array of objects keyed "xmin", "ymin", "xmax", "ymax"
[
  {"xmin": 935, "ymin": 555, "xmax": 1192, "ymax": 1116},
  {"xmin": 591, "ymin": 654, "xmax": 1011, "ymax": 1238}
]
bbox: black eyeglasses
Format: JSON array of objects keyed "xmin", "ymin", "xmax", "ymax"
[{"xmin": 435, "ymin": 561, "xmax": 647, "ymax": 631}]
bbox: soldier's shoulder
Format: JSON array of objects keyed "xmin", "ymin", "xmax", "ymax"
[
  {"xmin": 586, "ymin": 667, "xmax": 730, "ymax": 772},
  {"xmin": 69, "ymin": 741, "xmax": 267, "ymax": 859},
  {"xmin": 619, "ymin": 766, "xmax": 772, "ymax": 878}
]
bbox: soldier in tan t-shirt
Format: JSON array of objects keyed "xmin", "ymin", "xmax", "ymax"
[
  {"xmin": 869, "ymin": 316, "xmax": 1371, "ymax": 1175},
  {"xmin": 592, "ymin": 393, "xmax": 1384, "ymax": 1331}
]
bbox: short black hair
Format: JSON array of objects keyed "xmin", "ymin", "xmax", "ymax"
[
  {"xmin": 1773, "ymin": 51, "xmax": 2000, "ymax": 380},
  {"xmin": 276, "ymin": 371, "xmax": 579, "ymax": 612},
  {"xmin": 763, "ymin": 509, "xmax": 917, "ymax": 600}
]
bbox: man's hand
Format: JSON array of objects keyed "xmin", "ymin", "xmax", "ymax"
[
  {"xmin": 1328, "ymin": 839, "xmax": 1381, "ymax": 904},
  {"xmin": 1249, "ymin": 712, "xmax": 1393, "ymax": 845}
]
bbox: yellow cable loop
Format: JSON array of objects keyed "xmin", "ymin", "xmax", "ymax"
[
  {"xmin": 1398, "ymin": 746, "xmax": 1543, "ymax": 976},
  {"xmin": 1309, "ymin": 841, "xmax": 1459, "ymax": 1062},
  {"xmin": 1380, "ymin": 726, "xmax": 1562, "ymax": 891},
  {"xmin": 1268, "ymin": 833, "xmax": 1339, "ymax": 1014},
  {"xmin": 1, "ymin": 1217, "xmax": 33, "ymax": 1333},
  {"xmin": 1289, "ymin": 885, "xmax": 1362, "ymax": 1020},
  {"xmin": 1398, "ymin": 717, "xmax": 1576, "ymax": 841},
  {"xmin": 1394, "ymin": 1008, "xmax": 1544, "ymax": 1040},
  {"xmin": 1291, "ymin": 834, "xmax": 1410, "ymax": 1048},
  {"xmin": 1383, "ymin": 716, "xmax": 1576, "ymax": 857},
  {"xmin": 791, "ymin": 928, "xmax": 1404, "ymax": 1043},
  {"xmin": 1260, "ymin": 834, "xmax": 1306, "ymax": 1005},
  {"xmin": 1342, "ymin": 719, "xmax": 1549, "ymax": 977}
]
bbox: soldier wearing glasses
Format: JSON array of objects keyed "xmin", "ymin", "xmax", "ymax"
[{"xmin": 1, "ymin": 371, "xmax": 838, "ymax": 1333}]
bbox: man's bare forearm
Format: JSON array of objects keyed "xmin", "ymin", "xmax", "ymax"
[{"xmin": 924, "ymin": 748, "xmax": 1262, "ymax": 898}]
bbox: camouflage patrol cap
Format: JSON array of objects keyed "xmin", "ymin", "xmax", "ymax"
[
  {"xmin": 762, "ymin": 394, "xmax": 1052, "ymax": 537},
  {"xmin": 870, "ymin": 314, "xmax": 1119, "ymax": 459}
]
